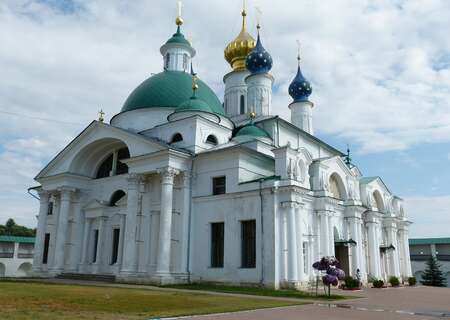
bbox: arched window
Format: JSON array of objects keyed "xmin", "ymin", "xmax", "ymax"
[
  {"xmin": 240, "ymin": 95, "xmax": 245, "ymax": 114},
  {"xmin": 206, "ymin": 135, "xmax": 218, "ymax": 145},
  {"xmin": 116, "ymin": 147, "xmax": 129, "ymax": 175},
  {"xmin": 170, "ymin": 133, "xmax": 183, "ymax": 144},
  {"xmin": 96, "ymin": 154, "xmax": 113, "ymax": 179},
  {"xmin": 329, "ymin": 173, "xmax": 344, "ymax": 200},
  {"xmin": 165, "ymin": 53, "xmax": 170, "ymax": 69},
  {"xmin": 110, "ymin": 190, "xmax": 126, "ymax": 206},
  {"xmin": 95, "ymin": 147, "xmax": 130, "ymax": 179}
]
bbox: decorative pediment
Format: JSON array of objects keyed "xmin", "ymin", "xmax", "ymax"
[{"xmin": 35, "ymin": 121, "xmax": 170, "ymax": 181}]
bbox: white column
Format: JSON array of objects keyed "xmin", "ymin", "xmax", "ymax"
[
  {"xmin": 296, "ymin": 206, "xmax": 305, "ymax": 282},
  {"xmin": 32, "ymin": 190, "xmax": 50, "ymax": 273},
  {"xmin": 314, "ymin": 213, "xmax": 320, "ymax": 261},
  {"xmin": 319, "ymin": 211, "xmax": 329, "ymax": 257},
  {"xmin": 367, "ymin": 221, "xmax": 380, "ymax": 278},
  {"xmin": 357, "ymin": 221, "xmax": 367, "ymax": 282},
  {"xmin": 286, "ymin": 204, "xmax": 298, "ymax": 282},
  {"xmin": 399, "ymin": 228, "xmax": 412, "ymax": 277},
  {"xmin": 386, "ymin": 225, "xmax": 400, "ymax": 277},
  {"xmin": 156, "ymin": 167, "xmax": 178, "ymax": 275},
  {"xmin": 68, "ymin": 195, "xmax": 84, "ymax": 271},
  {"xmin": 53, "ymin": 187, "xmax": 74, "ymax": 272},
  {"xmin": 80, "ymin": 218, "xmax": 91, "ymax": 269},
  {"xmin": 179, "ymin": 172, "xmax": 191, "ymax": 274},
  {"xmin": 121, "ymin": 174, "xmax": 141, "ymax": 275},
  {"xmin": 94, "ymin": 217, "xmax": 105, "ymax": 270},
  {"xmin": 349, "ymin": 218, "xmax": 360, "ymax": 276}
]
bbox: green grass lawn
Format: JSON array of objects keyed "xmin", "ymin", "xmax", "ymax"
[
  {"xmin": 165, "ymin": 283, "xmax": 347, "ymax": 300},
  {"xmin": 0, "ymin": 281, "xmax": 305, "ymax": 320}
]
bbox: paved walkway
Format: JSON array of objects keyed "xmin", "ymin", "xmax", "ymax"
[
  {"xmin": 177, "ymin": 286, "xmax": 450, "ymax": 320},
  {"xmin": 22, "ymin": 279, "xmax": 450, "ymax": 319}
]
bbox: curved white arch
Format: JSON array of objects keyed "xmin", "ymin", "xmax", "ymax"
[
  {"xmin": 69, "ymin": 138, "xmax": 129, "ymax": 177},
  {"xmin": 329, "ymin": 172, "xmax": 347, "ymax": 200},
  {"xmin": 373, "ymin": 190, "xmax": 385, "ymax": 212},
  {"xmin": 16, "ymin": 262, "xmax": 32, "ymax": 277}
]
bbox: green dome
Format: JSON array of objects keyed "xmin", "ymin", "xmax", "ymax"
[
  {"xmin": 236, "ymin": 124, "xmax": 271, "ymax": 138},
  {"xmin": 175, "ymin": 96, "xmax": 214, "ymax": 114},
  {"xmin": 165, "ymin": 26, "xmax": 193, "ymax": 49},
  {"xmin": 121, "ymin": 71, "xmax": 225, "ymax": 115}
]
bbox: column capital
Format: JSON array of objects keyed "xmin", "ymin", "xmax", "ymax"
[
  {"xmin": 57, "ymin": 186, "xmax": 77, "ymax": 201},
  {"xmin": 280, "ymin": 200, "xmax": 303, "ymax": 208},
  {"xmin": 181, "ymin": 171, "xmax": 191, "ymax": 188},
  {"xmin": 158, "ymin": 167, "xmax": 179, "ymax": 184},
  {"xmin": 127, "ymin": 173, "xmax": 144, "ymax": 186},
  {"xmin": 37, "ymin": 189, "xmax": 50, "ymax": 203}
]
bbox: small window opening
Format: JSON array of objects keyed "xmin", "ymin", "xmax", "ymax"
[
  {"xmin": 240, "ymin": 95, "xmax": 245, "ymax": 114},
  {"xmin": 170, "ymin": 133, "xmax": 183, "ymax": 144},
  {"xmin": 110, "ymin": 190, "xmax": 126, "ymax": 206},
  {"xmin": 212, "ymin": 176, "xmax": 226, "ymax": 195},
  {"xmin": 206, "ymin": 135, "xmax": 218, "ymax": 145}
]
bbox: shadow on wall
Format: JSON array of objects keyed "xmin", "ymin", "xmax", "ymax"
[{"xmin": 0, "ymin": 262, "xmax": 5, "ymax": 277}]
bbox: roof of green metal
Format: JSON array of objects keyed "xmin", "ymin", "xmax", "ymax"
[
  {"xmin": 409, "ymin": 238, "xmax": 450, "ymax": 245},
  {"xmin": 236, "ymin": 124, "xmax": 271, "ymax": 138},
  {"xmin": 0, "ymin": 235, "xmax": 35, "ymax": 244},
  {"xmin": 165, "ymin": 26, "xmax": 193, "ymax": 49},
  {"xmin": 121, "ymin": 71, "xmax": 224, "ymax": 116},
  {"xmin": 175, "ymin": 96, "xmax": 214, "ymax": 114}
]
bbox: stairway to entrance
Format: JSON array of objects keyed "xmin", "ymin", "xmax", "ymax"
[{"xmin": 56, "ymin": 273, "xmax": 116, "ymax": 282}]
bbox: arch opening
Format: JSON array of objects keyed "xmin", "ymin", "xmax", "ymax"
[
  {"xmin": 16, "ymin": 262, "xmax": 32, "ymax": 277},
  {"xmin": 329, "ymin": 173, "xmax": 346, "ymax": 200},
  {"xmin": 206, "ymin": 135, "xmax": 218, "ymax": 145},
  {"xmin": 373, "ymin": 190, "xmax": 385, "ymax": 212},
  {"xmin": 70, "ymin": 138, "xmax": 131, "ymax": 178},
  {"xmin": 110, "ymin": 190, "xmax": 126, "ymax": 206},
  {"xmin": 170, "ymin": 133, "xmax": 183, "ymax": 144}
]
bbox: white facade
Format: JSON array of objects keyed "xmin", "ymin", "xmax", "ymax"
[
  {"xmin": 0, "ymin": 237, "xmax": 34, "ymax": 277},
  {"xmin": 31, "ymin": 11, "xmax": 412, "ymax": 288}
]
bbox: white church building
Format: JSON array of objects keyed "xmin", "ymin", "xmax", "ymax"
[{"xmin": 31, "ymin": 7, "xmax": 412, "ymax": 288}]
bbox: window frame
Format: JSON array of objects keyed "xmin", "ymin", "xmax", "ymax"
[
  {"xmin": 240, "ymin": 95, "xmax": 246, "ymax": 115},
  {"xmin": 111, "ymin": 228, "xmax": 120, "ymax": 265},
  {"xmin": 212, "ymin": 176, "xmax": 226, "ymax": 195},
  {"xmin": 47, "ymin": 202, "xmax": 53, "ymax": 215},
  {"xmin": 241, "ymin": 219, "xmax": 256, "ymax": 268},
  {"xmin": 42, "ymin": 233, "xmax": 50, "ymax": 264},
  {"xmin": 210, "ymin": 222, "xmax": 224, "ymax": 268}
]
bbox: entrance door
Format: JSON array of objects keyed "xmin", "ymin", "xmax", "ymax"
[{"xmin": 334, "ymin": 245, "xmax": 350, "ymax": 276}]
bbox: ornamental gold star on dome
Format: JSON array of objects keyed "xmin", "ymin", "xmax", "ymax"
[{"xmin": 224, "ymin": 3, "xmax": 256, "ymax": 71}]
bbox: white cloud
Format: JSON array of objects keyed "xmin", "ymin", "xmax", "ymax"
[
  {"xmin": 405, "ymin": 195, "xmax": 450, "ymax": 238},
  {"xmin": 1, "ymin": 0, "xmax": 450, "ymax": 227}
]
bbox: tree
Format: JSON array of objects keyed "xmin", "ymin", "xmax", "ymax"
[
  {"xmin": 0, "ymin": 219, "xmax": 36, "ymax": 237},
  {"xmin": 420, "ymin": 256, "xmax": 447, "ymax": 287}
]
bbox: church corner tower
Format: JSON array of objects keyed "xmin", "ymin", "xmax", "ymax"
[
  {"xmin": 245, "ymin": 22, "xmax": 273, "ymax": 117},
  {"xmin": 288, "ymin": 50, "xmax": 314, "ymax": 134},
  {"xmin": 223, "ymin": 5, "xmax": 256, "ymax": 119}
]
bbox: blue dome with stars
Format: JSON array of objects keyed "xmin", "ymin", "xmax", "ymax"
[
  {"xmin": 245, "ymin": 30, "xmax": 273, "ymax": 74},
  {"xmin": 288, "ymin": 59, "xmax": 312, "ymax": 102}
]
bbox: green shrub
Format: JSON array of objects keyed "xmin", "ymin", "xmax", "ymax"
[
  {"xmin": 408, "ymin": 277, "xmax": 417, "ymax": 286},
  {"xmin": 389, "ymin": 276, "xmax": 400, "ymax": 287},
  {"xmin": 372, "ymin": 279, "xmax": 384, "ymax": 288},
  {"xmin": 344, "ymin": 276, "xmax": 360, "ymax": 289}
]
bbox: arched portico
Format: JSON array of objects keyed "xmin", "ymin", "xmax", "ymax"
[{"xmin": 69, "ymin": 138, "xmax": 130, "ymax": 178}]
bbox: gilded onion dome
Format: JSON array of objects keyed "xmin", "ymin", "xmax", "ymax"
[{"xmin": 224, "ymin": 9, "xmax": 256, "ymax": 71}]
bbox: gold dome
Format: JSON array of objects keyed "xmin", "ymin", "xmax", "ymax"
[{"xmin": 224, "ymin": 9, "xmax": 256, "ymax": 71}]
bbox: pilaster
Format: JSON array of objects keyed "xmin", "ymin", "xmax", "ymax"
[{"xmin": 32, "ymin": 190, "xmax": 50, "ymax": 274}]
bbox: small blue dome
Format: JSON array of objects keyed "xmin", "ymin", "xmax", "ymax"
[
  {"xmin": 245, "ymin": 32, "xmax": 273, "ymax": 74},
  {"xmin": 288, "ymin": 61, "xmax": 312, "ymax": 102}
]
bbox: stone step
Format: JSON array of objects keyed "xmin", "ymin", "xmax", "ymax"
[{"xmin": 56, "ymin": 273, "xmax": 116, "ymax": 282}]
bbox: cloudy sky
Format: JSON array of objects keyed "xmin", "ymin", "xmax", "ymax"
[{"xmin": 1, "ymin": 0, "xmax": 449, "ymax": 237}]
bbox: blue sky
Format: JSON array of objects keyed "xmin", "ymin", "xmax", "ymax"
[{"xmin": 0, "ymin": 0, "xmax": 449, "ymax": 237}]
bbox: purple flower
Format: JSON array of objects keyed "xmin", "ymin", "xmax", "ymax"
[{"xmin": 322, "ymin": 274, "xmax": 339, "ymax": 286}]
